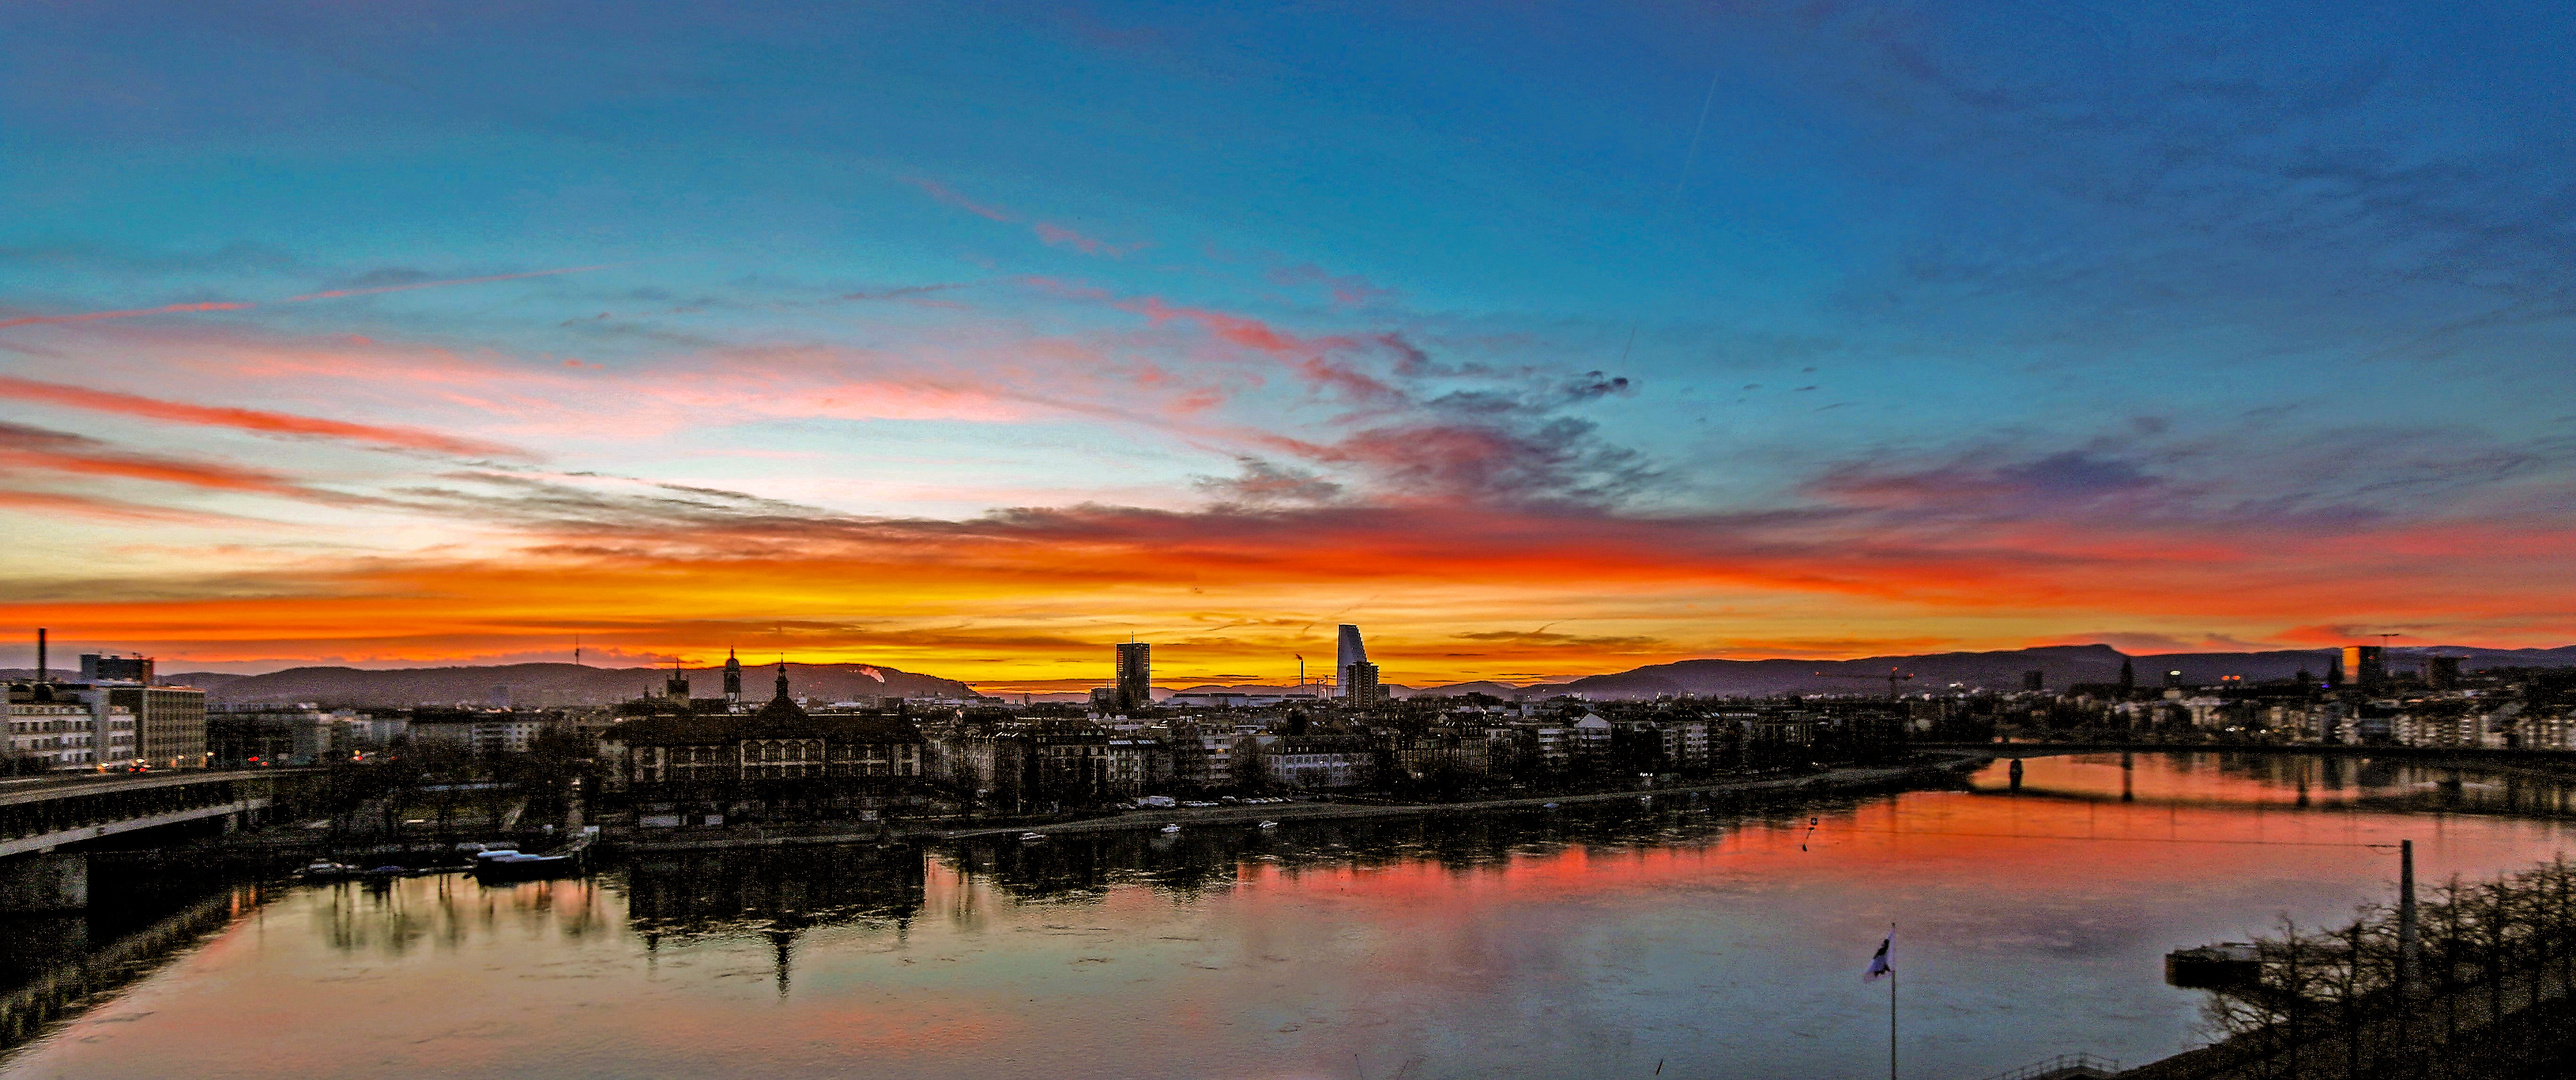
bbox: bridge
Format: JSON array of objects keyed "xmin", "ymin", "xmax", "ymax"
[
  {"xmin": 0, "ymin": 769, "xmax": 325, "ymax": 911},
  {"xmin": 1918, "ymin": 741, "xmax": 2576, "ymax": 770}
]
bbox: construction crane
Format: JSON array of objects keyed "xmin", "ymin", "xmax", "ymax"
[{"xmin": 1812, "ymin": 668, "xmax": 1916, "ymax": 699}]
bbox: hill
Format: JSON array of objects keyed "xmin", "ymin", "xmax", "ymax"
[
  {"xmin": 1545, "ymin": 643, "xmax": 2576, "ymax": 700},
  {"xmin": 168, "ymin": 662, "xmax": 975, "ymax": 708}
]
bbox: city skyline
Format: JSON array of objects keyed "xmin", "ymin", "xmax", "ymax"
[{"xmin": 8, "ymin": 2, "xmax": 2576, "ymax": 686}]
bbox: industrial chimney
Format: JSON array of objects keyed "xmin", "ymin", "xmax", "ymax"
[{"xmin": 34, "ymin": 628, "xmax": 45, "ymax": 683}]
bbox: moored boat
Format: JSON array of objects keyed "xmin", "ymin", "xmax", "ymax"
[{"xmin": 472, "ymin": 851, "xmax": 579, "ymax": 881}]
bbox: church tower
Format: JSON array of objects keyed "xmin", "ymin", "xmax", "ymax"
[
  {"xmin": 753, "ymin": 659, "xmax": 808, "ymax": 721},
  {"xmin": 723, "ymin": 649, "xmax": 743, "ymax": 704}
]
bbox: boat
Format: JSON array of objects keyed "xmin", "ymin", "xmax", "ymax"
[
  {"xmin": 1160, "ymin": 823, "xmax": 1182, "ymax": 834},
  {"xmin": 1257, "ymin": 821, "xmax": 1279, "ymax": 829},
  {"xmin": 1018, "ymin": 832, "xmax": 1048, "ymax": 843},
  {"xmin": 472, "ymin": 851, "xmax": 579, "ymax": 881}
]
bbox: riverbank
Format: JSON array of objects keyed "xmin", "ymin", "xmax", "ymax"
[{"xmin": 614, "ymin": 753, "xmax": 1990, "ymax": 853}]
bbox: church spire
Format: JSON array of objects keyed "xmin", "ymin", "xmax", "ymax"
[{"xmin": 751, "ymin": 657, "xmax": 808, "ymax": 721}]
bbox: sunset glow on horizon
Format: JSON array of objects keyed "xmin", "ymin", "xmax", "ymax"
[{"xmin": 7, "ymin": 3, "xmax": 2575, "ymax": 685}]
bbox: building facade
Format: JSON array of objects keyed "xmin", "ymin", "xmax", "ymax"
[
  {"xmin": 1115, "ymin": 642, "xmax": 1152, "ymax": 713},
  {"xmin": 604, "ymin": 664, "xmax": 928, "ymax": 811}
]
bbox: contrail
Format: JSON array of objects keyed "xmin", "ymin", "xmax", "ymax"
[
  {"xmin": 284, "ymin": 264, "xmax": 616, "ymax": 301},
  {"xmin": 0, "ymin": 301, "xmax": 254, "ymax": 329},
  {"xmin": 1617, "ymin": 67, "xmax": 1725, "ymax": 368},
  {"xmin": 0, "ymin": 264, "xmax": 614, "ymax": 330}
]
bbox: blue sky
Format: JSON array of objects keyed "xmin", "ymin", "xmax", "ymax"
[{"xmin": 4, "ymin": 1, "xmax": 2573, "ymax": 679}]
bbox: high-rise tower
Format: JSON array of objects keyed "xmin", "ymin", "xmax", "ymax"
[
  {"xmin": 1344, "ymin": 661, "xmax": 1381, "ymax": 705},
  {"xmin": 1335, "ymin": 625, "xmax": 1370, "ymax": 701},
  {"xmin": 1114, "ymin": 642, "xmax": 1151, "ymax": 713}
]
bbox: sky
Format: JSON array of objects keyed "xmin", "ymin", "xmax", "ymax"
[{"xmin": 4, "ymin": 1, "xmax": 2574, "ymax": 690}]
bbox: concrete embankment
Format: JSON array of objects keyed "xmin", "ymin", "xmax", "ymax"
[{"xmin": 613, "ymin": 753, "xmax": 1990, "ymax": 854}]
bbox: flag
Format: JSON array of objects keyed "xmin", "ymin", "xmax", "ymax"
[{"xmin": 1864, "ymin": 930, "xmax": 1893, "ymax": 982}]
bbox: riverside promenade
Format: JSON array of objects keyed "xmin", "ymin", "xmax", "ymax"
[{"xmin": 615, "ymin": 754, "xmax": 1990, "ymax": 853}]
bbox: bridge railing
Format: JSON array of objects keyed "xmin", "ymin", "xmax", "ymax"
[{"xmin": 0, "ymin": 778, "xmax": 261, "ymax": 844}]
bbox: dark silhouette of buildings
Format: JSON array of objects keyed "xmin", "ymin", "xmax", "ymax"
[
  {"xmin": 2427, "ymin": 655, "xmax": 2462, "ymax": 690},
  {"xmin": 1336, "ymin": 625, "xmax": 1371, "ymax": 701},
  {"xmin": 603, "ymin": 661, "xmax": 926, "ymax": 811},
  {"xmin": 78, "ymin": 654, "xmax": 154, "ymax": 684},
  {"xmin": 1114, "ymin": 642, "xmax": 1151, "ymax": 713}
]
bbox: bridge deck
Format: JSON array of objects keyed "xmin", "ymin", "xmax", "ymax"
[{"xmin": 0, "ymin": 768, "xmax": 320, "ymax": 808}]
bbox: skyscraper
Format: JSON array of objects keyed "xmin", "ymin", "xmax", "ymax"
[
  {"xmin": 1114, "ymin": 642, "xmax": 1151, "ymax": 713},
  {"xmin": 2427, "ymin": 655, "xmax": 2462, "ymax": 691},
  {"xmin": 2343, "ymin": 645, "xmax": 2385, "ymax": 689},
  {"xmin": 1344, "ymin": 661, "xmax": 1381, "ymax": 705},
  {"xmin": 79, "ymin": 653, "xmax": 155, "ymax": 684},
  {"xmin": 1335, "ymin": 625, "xmax": 1369, "ymax": 701}
]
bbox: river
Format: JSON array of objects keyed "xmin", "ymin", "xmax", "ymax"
[{"xmin": 4, "ymin": 753, "xmax": 2574, "ymax": 1080}]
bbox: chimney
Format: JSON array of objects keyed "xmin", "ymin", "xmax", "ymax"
[{"xmin": 34, "ymin": 628, "xmax": 44, "ymax": 683}]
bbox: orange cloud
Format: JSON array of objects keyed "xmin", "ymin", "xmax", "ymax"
[
  {"xmin": 0, "ymin": 487, "xmax": 252, "ymax": 523},
  {"xmin": 12, "ymin": 483, "xmax": 2575, "ymax": 681}
]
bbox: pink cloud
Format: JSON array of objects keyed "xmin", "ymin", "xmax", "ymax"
[
  {"xmin": 283, "ymin": 265, "xmax": 610, "ymax": 301},
  {"xmin": 0, "ymin": 300, "xmax": 253, "ymax": 329},
  {"xmin": 1033, "ymin": 222, "xmax": 1143, "ymax": 257},
  {"xmin": 0, "ymin": 374, "xmax": 532, "ymax": 459},
  {"xmin": 901, "ymin": 176, "xmax": 1015, "ymax": 222},
  {"xmin": 0, "ymin": 266, "xmax": 610, "ymax": 333},
  {"xmin": 901, "ymin": 178, "xmax": 1145, "ymax": 258},
  {"xmin": 1268, "ymin": 263, "xmax": 1401, "ymax": 307}
]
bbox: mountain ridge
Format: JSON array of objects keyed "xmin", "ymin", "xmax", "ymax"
[
  {"xmin": 9, "ymin": 643, "xmax": 2571, "ymax": 706},
  {"xmin": 146, "ymin": 662, "xmax": 975, "ymax": 707}
]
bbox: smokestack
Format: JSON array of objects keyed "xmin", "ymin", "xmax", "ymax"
[{"xmin": 34, "ymin": 628, "xmax": 44, "ymax": 683}]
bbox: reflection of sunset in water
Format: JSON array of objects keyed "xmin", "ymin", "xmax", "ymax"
[{"xmin": 9, "ymin": 753, "xmax": 2576, "ymax": 1080}]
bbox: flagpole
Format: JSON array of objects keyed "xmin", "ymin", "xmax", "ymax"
[{"xmin": 1888, "ymin": 923, "xmax": 1898, "ymax": 1080}]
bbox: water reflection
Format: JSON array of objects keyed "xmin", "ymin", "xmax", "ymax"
[
  {"xmin": 304, "ymin": 873, "xmax": 609, "ymax": 959},
  {"xmin": 623, "ymin": 844, "xmax": 926, "ymax": 997},
  {"xmin": 1977, "ymin": 752, "xmax": 2576, "ymax": 819},
  {"xmin": 8, "ymin": 753, "xmax": 2576, "ymax": 1080},
  {"xmin": 949, "ymin": 788, "xmax": 1900, "ymax": 909}
]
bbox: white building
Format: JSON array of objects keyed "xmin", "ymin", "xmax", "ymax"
[{"xmin": 7, "ymin": 699, "xmax": 103, "ymax": 769}]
